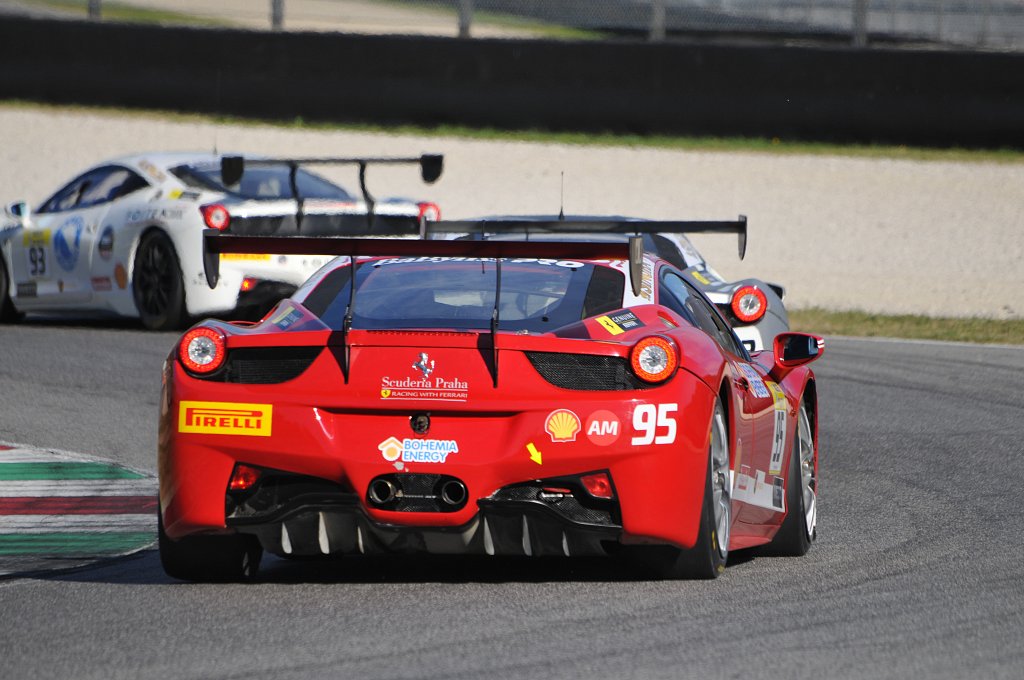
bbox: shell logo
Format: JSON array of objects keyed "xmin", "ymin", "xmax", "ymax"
[{"xmin": 545, "ymin": 409, "xmax": 581, "ymax": 443}]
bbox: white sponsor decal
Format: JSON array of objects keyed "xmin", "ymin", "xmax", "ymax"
[
  {"xmin": 739, "ymin": 364, "xmax": 770, "ymax": 398},
  {"xmin": 732, "ymin": 468, "xmax": 785, "ymax": 513},
  {"xmin": 766, "ymin": 381, "xmax": 789, "ymax": 475}
]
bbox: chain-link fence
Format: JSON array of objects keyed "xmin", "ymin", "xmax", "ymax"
[{"xmin": 31, "ymin": 0, "xmax": 1024, "ymax": 50}]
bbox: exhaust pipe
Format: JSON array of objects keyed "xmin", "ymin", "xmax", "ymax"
[
  {"xmin": 368, "ymin": 478, "xmax": 398, "ymax": 505},
  {"xmin": 439, "ymin": 479, "xmax": 467, "ymax": 507}
]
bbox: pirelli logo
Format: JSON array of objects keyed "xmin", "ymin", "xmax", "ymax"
[{"xmin": 178, "ymin": 401, "xmax": 273, "ymax": 437}]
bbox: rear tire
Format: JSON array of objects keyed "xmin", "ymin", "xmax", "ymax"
[
  {"xmin": 763, "ymin": 399, "xmax": 816, "ymax": 556},
  {"xmin": 132, "ymin": 230, "xmax": 187, "ymax": 331},
  {"xmin": 633, "ymin": 399, "xmax": 731, "ymax": 579},
  {"xmin": 158, "ymin": 506, "xmax": 262, "ymax": 582},
  {"xmin": 0, "ymin": 252, "xmax": 21, "ymax": 323}
]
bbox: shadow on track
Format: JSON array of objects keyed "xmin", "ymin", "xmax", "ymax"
[{"xmin": 34, "ymin": 546, "xmax": 761, "ymax": 586}]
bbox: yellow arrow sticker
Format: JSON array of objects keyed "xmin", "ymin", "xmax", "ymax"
[{"xmin": 527, "ymin": 442, "xmax": 543, "ymax": 465}]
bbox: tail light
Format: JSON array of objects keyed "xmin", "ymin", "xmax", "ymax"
[
  {"xmin": 200, "ymin": 203, "xmax": 231, "ymax": 231},
  {"xmin": 228, "ymin": 464, "xmax": 262, "ymax": 492},
  {"xmin": 580, "ymin": 472, "xmax": 614, "ymax": 500},
  {"xmin": 179, "ymin": 327, "xmax": 226, "ymax": 374},
  {"xmin": 240, "ymin": 277, "xmax": 258, "ymax": 293},
  {"xmin": 417, "ymin": 201, "xmax": 441, "ymax": 222},
  {"xmin": 630, "ymin": 335, "xmax": 678, "ymax": 383},
  {"xmin": 731, "ymin": 285, "xmax": 768, "ymax": 324}
]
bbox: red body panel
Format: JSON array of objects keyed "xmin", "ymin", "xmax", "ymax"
[{"xmin": 160, "ymin": 319, "xmax": 722, "ymax": 549}]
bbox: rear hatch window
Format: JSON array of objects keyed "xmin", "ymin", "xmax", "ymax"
[
  {"xmin": 170, "ymin": 163, "xmax": 353, "ymax": 201},
  {"xmin": 298, "ymin": 257, "xmax": 624, "ymax": 333}
]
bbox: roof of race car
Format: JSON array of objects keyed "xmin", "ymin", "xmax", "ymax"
[{"xmin": 79, "ymin": 152, "xmax": 247, "ymax": 188}]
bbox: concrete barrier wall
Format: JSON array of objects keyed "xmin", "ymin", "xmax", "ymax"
[{"xmin": 2, "ymin": 16, "xmax": 1022, "ymax": 148}]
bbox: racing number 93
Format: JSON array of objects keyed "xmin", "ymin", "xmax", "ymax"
[
  {"xmin": 28, "ymin": 246, "xmax": 47, "ymax": 276},
  {"xmin": 631, "ymin": 403, "xmax": 678, "ymax": 445}
]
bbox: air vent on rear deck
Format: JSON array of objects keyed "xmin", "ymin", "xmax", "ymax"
[
  {"xmin": 524, "ymin": 352, "xmax": 652, "ymax": 391},
  {"xmin": 222, "ymin": 347, "xmax": 322, "ymax": 384}
]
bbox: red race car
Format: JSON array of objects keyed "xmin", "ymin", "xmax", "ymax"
[{"xmin": 157, "ymin": 218, "xmax": 823, "ymax": 581}]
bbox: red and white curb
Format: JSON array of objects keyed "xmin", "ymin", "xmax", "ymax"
[{"xmin": 0, "ymin": 442, "xmax": 157, "ymax": 578}]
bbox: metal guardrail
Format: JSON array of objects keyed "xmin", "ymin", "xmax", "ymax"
[{"xmin": 74, "ymin": 0, "xmax": 1024, "ymax": 50}]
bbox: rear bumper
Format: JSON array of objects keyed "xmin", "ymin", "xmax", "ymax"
[
  {"xmin": 229, "ymin": 495, "xmax": 621, "ymax": 558},
  {"xmin": 223, "ymin": 469, "xmax": 621, "ymax": 557}
]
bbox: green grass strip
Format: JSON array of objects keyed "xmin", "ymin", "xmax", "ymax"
[
  {"xmin": 790, "ymin": 308, "xmax": 1024, "ymax": 346},
  {"xmin": 0, "ymin": 532, "xmax": 154, "ymax": 555},
  {"xmin": 0, "ymin": 462, "xmax": 145, "ymax": 481},
  {"xmin": 3, "ymin": 99, "xmax": 1022, "ymax": 164},
  {"xmin": 27, "ymin": 0, "xmax": 228, "ymax": 26}
]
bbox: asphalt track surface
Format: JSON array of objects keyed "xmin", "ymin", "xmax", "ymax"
[{"xmin": 1, "ymin": 321, "xmax": 1022, "ymax": 679}]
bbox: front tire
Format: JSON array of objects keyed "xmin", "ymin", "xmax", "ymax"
[
  {"xmin": 132, "ymin": 230, "xmax": 187, "ymax": 331},
  {"xmin": 634, "ymin": 399, "xmax": 731, "ymax": 579},
  {"xmin": 158, "ymin": 506, "xmax": 262, "ymax": 582},
  {"xmin": 763, "ymin": 398, "xmax": 817, "ymax": 556}
]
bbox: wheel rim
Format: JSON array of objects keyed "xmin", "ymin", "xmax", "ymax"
[
  {"xmin": 710, "ymin": 405, "xmax": 730, "ymax": 559},
  {"xmin": 135, "ymin": 237, "xmax": 175, "ymax": 317},
  {"xmin": 797, "ymin": 404, "xmax": 817, "ymax": 540}
]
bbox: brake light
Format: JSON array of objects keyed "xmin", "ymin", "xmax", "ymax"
[
  {"xmin": 179, "ymin": 327, "xmax": 226, "ymax": 374},
  {"xmin": 630, "ymin": 335, "xmax": 678, "ymax": 383},
  {"xmin": 228, "ymin": 464, "xmax": 262, "ymax": 492},
  {"xmin": 731, "ymin": 286, "xmax": 767, "ymax": 324},
  {"xmin": 240, "ymin": 277, "xmax": 258, "ymax": 293},
  {"xmin": 581, "ymin": 472, "xmax": 614, "ymax": 500},
  {"xmin": 201, "ymin": 203, "xmax": 231, "ymax": 231},
  {"xmin": 417, "ymin": 201, "xmax": 441, "ymax": 222}
]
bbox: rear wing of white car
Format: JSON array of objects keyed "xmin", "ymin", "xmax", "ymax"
[{"xmin": 217, "ymin": 153, "xmax": 443, "ymax": 232}]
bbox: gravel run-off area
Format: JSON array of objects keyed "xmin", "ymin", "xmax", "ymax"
[{"xmin": 2, "ymin": 105, "xmax": 1022, "ymax": 319}]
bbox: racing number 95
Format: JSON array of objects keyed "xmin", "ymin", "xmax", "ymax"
[{"xmin": 631, "ymin": 403, "xmax": 678, "ymax": 445}]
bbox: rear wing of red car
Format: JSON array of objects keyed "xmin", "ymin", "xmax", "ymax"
[
  {"xmin": 203, "ymin": 216, "xmax": 747, "ymax": 298},
  {"xmin": 204, "ymin": 216, "xmax": 745, "ymax": 386}
]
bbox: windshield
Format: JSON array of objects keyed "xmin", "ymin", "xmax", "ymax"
[
  {"xmin": 170, "ymin": 163, "xmax": 354, "ymax": 200},
  {"xmin": 298, "ymin": 257, "xmax": 625, "ymax": 332}
]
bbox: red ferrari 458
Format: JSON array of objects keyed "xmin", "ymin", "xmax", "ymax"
[{"xmin": 158, "ymin": 219, "xmax": 823, "ymax": 581}]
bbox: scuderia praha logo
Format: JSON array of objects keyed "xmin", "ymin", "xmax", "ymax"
[
  {"xmin": 178, "ymin": 401, "xmax": 272, "ymax": 437},
  {"xmin": 380, "ymin": 352, "xmax": 469, "ymax": 402}
]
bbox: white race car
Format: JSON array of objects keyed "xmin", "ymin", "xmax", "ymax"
[{"xmin": 0, "ymin": 152, "xmax": 442, "ymax": 329}]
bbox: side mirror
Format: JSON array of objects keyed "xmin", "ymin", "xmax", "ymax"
[
  {"xmin": 5, "ymin": 201, "xmax": 29, "ymax": 220},
  {"xmin": 774, "ymin": 332, "xmax": 824, "ymax": 369},
  {"xmin": 420, "ymin": 154, "xmax": 443, "ymax": 184}
]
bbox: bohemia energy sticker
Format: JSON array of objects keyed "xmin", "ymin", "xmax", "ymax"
[
  {"xmin": 545, "ymin": 409, "xmax": 581, "ymax": 443},
  {"xmin": 596, "ymin": 310, "xmax": 646, "ymax": 336},
  {"xmin": 178, "ymin": 401, "xmax": 273, "ymax": 437},
  {"xmin": 378, "ymin": 436, "xmax": 458, "ymax": 464},
  {"xmin": 766, "ymin": 381, "xmax": 789, "ymax": 475}
]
